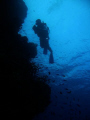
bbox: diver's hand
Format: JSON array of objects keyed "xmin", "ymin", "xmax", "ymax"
[{"xmin": 32, "ymin": 25, "xmax": 36, "ymax": 30}]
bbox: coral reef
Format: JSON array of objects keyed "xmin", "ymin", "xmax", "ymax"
[{"xmin": 0, "ymin": 0, "xmax": 51, "ymax": 119}]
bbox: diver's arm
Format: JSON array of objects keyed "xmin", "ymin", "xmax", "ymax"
[{"xmin": 32, "ymin": 25, "xmax": 37, "ymax": 34}]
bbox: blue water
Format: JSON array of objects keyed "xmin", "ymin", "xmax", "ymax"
[{"xmin": 19, "ymin": 0, "xmax": 90, "ymax": 119}]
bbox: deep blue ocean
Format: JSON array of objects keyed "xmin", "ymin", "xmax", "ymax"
[{"xmin": 19, "ymin": 0, "xmax": 90, "ymax": 119}]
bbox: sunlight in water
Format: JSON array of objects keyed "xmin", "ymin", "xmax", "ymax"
[{"xmin": 19, "ymin": 0, "xmax": 90, "ymax": 78}]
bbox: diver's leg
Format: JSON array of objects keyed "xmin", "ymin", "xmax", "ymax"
[
  {"xmin": 43, "ymin": 48, "xmax": 47, "ymax": 55},
  {"xmin": 48, "ymin": 46, "xmax": 52, "ymax": 53},
  {"xmin": 43, "ymin": 45, "xmax": 52, "ymax": 55}
]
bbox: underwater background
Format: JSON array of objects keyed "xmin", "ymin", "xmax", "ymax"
[
  {"xmin": 19, "ymin": 0, "xmax": 90, "ymax": 120},
  {"xmin": 1, "ymin": 0, "xmax": 90, "ymax": 120}
]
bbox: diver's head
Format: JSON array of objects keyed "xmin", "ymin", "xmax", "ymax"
[{"xmin": 36, "ymin": 19, "xmax": 41, "ymax": 25}]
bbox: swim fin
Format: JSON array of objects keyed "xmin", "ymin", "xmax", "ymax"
[{"xmin": 49, "ymin": 53, "xmax": 54, "ymax": 64}]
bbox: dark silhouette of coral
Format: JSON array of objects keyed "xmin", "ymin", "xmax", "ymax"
[{"xmin": 0, "ymin": 0, "xmax": 51, "ymax": 119}]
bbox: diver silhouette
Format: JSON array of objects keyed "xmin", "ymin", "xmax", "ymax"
[{"xmin": 32, "ymin": 19, "xmax": 54, "ymax": 63}]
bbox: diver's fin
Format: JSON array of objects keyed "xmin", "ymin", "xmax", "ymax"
[
  {"xmin": 43, "ymin": 48, "xmax": 47, "ymax": 55},
  {"xmin": 49, "ymin": 53, "xmax": 54, "ymax": 64}
]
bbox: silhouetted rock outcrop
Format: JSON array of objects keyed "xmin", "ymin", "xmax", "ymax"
[{"xmin": 0, "ymin": 0, "xmax": 51, "ymax": 119}]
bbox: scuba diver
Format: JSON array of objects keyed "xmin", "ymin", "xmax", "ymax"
[{"xmin": 32, "ymin": 19, "xmax": 54, "ymax": 63}]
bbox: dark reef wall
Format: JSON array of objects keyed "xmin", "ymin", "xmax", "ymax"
[{"xmin": 0, "ymin": 0, "xmax": 51, "ymax": 119}]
